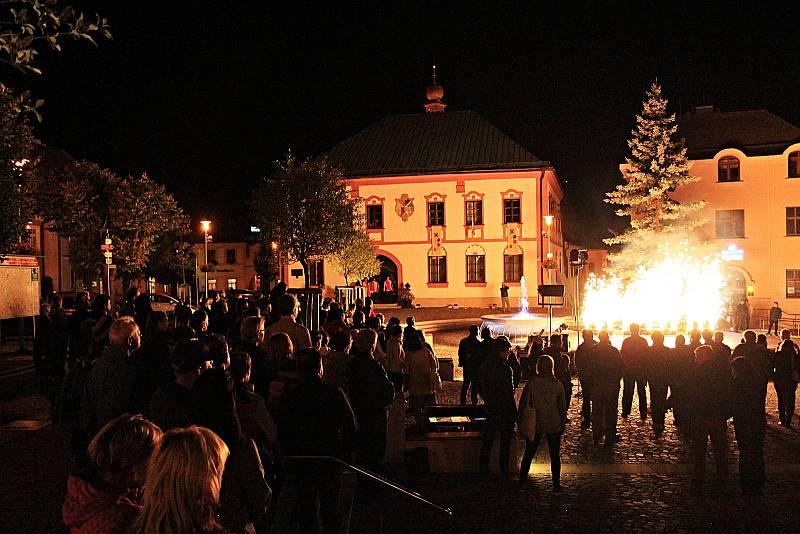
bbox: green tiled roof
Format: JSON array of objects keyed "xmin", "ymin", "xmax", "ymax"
[{"xmin": 324, "ymin": 110, "xmax": 547, "ymax": 177}]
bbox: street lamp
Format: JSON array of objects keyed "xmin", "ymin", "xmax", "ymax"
[
  {"xmin": 200, "ymin": 220, "xmax": 211, "ymax": 297},
  {"xmin": 543, "ymin": 215, "xmax": 555, "ymax": 282}
]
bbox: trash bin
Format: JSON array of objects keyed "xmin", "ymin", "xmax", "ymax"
[{"xmin": 437, "ymin": 357, "xmax": 454, "ymax": 381}]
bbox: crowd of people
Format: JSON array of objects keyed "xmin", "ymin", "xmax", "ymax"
[
  {"xmin": 33, "ymin": 284, "xmax": 447, "ymax": 534},
  {"xmin": 458, "ymin": 323, "xmax": 799, "ymax": 495},
  {"xmin": 30, "ymin": 287, "xmax": 800, "ymax": 530}
]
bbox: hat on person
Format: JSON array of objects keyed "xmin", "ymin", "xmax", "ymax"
[{"xmin": 170, "ymin": 339, "xmax": 209, "ymax": 373}]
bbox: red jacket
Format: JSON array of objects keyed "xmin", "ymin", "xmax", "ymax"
[{"xmin": 62, "ymin": 474, "xmax": 141, "ymax": 534}]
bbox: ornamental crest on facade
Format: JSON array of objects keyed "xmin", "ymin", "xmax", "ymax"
[{"xmin": 395, "ymin": 194, "xmax": 414, "ymax": 221}]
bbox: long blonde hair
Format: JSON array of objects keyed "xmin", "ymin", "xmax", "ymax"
[{"xmin": 132, "ymin": 426, "xmax": 229, "ymax": 534}]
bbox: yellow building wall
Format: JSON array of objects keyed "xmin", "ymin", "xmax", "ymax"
[
  {"xmin": 285, "ymin": 169, "xmax": 566, "ymax": 308},
  {"xmin": 670, "ymin": 144, "xmax": 800, "ymax": 315}
]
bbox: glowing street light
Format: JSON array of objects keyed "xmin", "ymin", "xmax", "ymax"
[{"xmin": 200, "ymin": 220, "xmax": 212, "ymax": 296}]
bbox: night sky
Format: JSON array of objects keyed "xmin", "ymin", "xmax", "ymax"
[{"xmin": 16, "ymin": 1, "xmax": 800, "ymax": 244}]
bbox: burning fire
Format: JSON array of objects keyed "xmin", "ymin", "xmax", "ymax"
[{"xmin": 582, "ymin": 239, "xmax": 726, "ymax": 332}]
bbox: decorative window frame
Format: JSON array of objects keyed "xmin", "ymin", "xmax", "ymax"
[
  {"xmin": 465, "ymin": 244, "xmax": 486, "ymax": 286},
  {"xmin": 425, "ymin": 192, "xmax": 447, "ymax": 240},
  {"xmin": 717, "ymin": 155, "xmax": 741, "ymax": 182},
  {"xmin": 500, "ymin": 189, "xmax": 524, "ymax": 228},
  {"xmin": 427, "ymin": 246, "xmax": 448, "ymax": 288},
  {"xmin": 463, "ymin": 191, "xmax": 485, "ymax": 240},
  {"xmin": 364, "ymin": 195, "xmax": 385, "ymax": 242},
  {"xmin": 789, "ymin": 151, "xmax": 800, "ymax": 178},
  {"xmin": 502, "ymin": 246, "xmax": 524, "ymax": 285}
]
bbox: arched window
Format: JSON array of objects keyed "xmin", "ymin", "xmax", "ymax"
[
  {"xmin": 718, "ymin": 156, "xmax": 740, "ymax": 182},
  {"xmin": 788, "ymin": 151, "xmax": 800, "ymax": 178},
  {"xmin": 465, "ymin": 245, "xmax": 485, "ymax": 284}
]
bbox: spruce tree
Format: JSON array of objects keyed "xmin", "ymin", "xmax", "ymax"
[{"xmin": 604, "ymin": 83, "xmax": 706, "ymax": 278}]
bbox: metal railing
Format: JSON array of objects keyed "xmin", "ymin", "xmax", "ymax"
[
  {"xmin": 281, "ymin": 455, "xmax": 454, "ymax": 534},
  {"xmin": 752, "ymin": 309, "xmax": 800, "ymax": 334}
]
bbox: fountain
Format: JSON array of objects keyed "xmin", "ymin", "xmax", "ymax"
[{"xmin": 480, "ymin": 276, "xmax": 571, "ymax": 344}]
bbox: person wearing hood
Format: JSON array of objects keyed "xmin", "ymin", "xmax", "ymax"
[{"xmin": 63, "ymin": 414, "xmax": 162, "ymax": 533}]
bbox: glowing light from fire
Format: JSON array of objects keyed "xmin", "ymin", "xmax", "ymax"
[{"xmin": 582, "ymin": 240, "xmax": 726, "ymax": 332}]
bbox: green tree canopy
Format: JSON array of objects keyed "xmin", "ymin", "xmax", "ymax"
[
  {"xmin": 0, "ymin": 84, "xmax": 34, "ymax": 255},
  {"xmin": 250, "ymin": 154, "xmax": 361, "ymax": 287},
  {"xmin": 330, "ymin": 231, "xmax": 380, "ymax": 285}
]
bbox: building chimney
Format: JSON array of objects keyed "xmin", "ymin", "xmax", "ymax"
[{"xmin": 424, "ymin": 65, "xmax": 446, "ymax": 113}]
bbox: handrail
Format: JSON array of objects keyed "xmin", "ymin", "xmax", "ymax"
[{"xmin": 283, "ymin": 455, "xmax": 454, "ymax": 524}]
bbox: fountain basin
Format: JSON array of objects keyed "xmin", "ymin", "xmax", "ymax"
[{"xmin": 480, "ymin": 312, "xmax": 573, "ymax": 345}]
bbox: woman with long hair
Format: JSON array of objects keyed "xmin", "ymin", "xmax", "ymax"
[
  {"xmin": 130, "ymin": 426, "xmax": 229, "ymax": 534},
  {"xmin": 518, "ymin": 355, "xmax": 567, "ymax": 492},
  {"xmin": 404, "ymin": 330, "xmax": 439, "ymax": 431}
]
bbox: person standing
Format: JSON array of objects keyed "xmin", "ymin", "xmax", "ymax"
[
  {"xmin": 767, "ymin": 302, "xmax": 782, "ymax": 336},
  {"xmin": 574, "ymin": 329, "xmax": 597, "ymax": 429},
  {"xmin": 687, "ymin": 345, "xmax": 732, "ymax": 486},
  {"xmin": 266, "ymin": 293, "xmax": 312, "ymax": 353},
  {"xmin": 405, "ymin": 333, "xmax": 439, "ymax": 431},
  {"xmin": 383, "ymin": 276, "xmax": 394, "ymax": 302},
  {"xmin": 669, "ymin": 334, "xmax": 695, "ymax": 428},
  {"xmin": 517, "ymin": 355, "xmax": 567, "ymax": 492},
  {"xmin": 770, "ymin": 339, "xmax": 800, "ymax": 427},
  {"xmin": 383, "ymin": 323, "xmax": 406, "ymax": 393},
  {"xmin": 710, "ymin": 331, "xmax": 732, "ymax": 364},
  {"xmin": 731, "ymin": 357, "xmax": 766, "ymax": 495},
  {"xmin": 646, "ymin": 331, "xmax": 671, "ymax": 436},
  {"xmin": 458, "ymin": 325, "xmax": 482, "ymax": 405},
  {"xmin": 478, "ymin": 337, "xmax": 517, "ymax": 476},
  {"xmin": 732, "ymin": 330, "xmax": 769, "ymax": 407},
  {"xmin": 500, "ymin": 283, "xmax": 510, "ymax": 311},
  {"xmin": 545, "ymin": 334, "xmax": 573, "ymax": 413},
  {"xmin": 620, "ymin": 323, "xmax": 649, "ymax": 420},
  {"xmin": 591, "ymin": 331, "xmax": 624, "ymax": 446}
]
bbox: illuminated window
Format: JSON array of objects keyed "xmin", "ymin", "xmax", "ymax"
[
  {"xmin": 787, "ymin": 269, "xmax": 800, "ymax": 298},
  {"xmin": 466, "ymin": 254, "xmax": 485, "ymax": 283},
  {"xmin": 718, "ymin": 156, "xmax": 740, "ymax": 182},
  {"xmin": 789, "ymin": 152, "xmax": 800, "ymax": 178},
  {"xmin": 503, "ymin": 198, "xmax": 521, "ymax": 223},
  {"xmin": 715, "ymin": 209, "xmax": 745, "ymax": 238},
  {"xmin": 503, "ymin": 253, "xmax": 523, "ymax": 282},
  {"xmin": 787, "ymin": 207, "xmax": 800, "ymax": 236},
  {"xmin": 427, "ymin": 201, "xmax": 445, "ymax": 226},
  {"xmin": 227, "ymin": 278, "xmax": 237, "ymax": 290},
  {"xmin": 366, "ymin": 205, "xmax": 383, "ymax": 229},
  {"xmin": 428, "ymin": 255, "xmax": 447, "ymax": 283},
  {"xmin": 309, "ymin": 259, "xmax": 324, "ymax": 287},
  {"xmin": 208, "ymin": 279, "xmax": 217, "ymax": 291},
  {"xmin": 465, "ymin": 200, "xmax": 483, "ymax": 225},
  {"xmin": 226, "ymin": 248, "xmax": 236, "ymax": 264}
]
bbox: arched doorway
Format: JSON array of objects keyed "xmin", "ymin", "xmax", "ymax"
[
  {"xmin": 721, "ymin": 265, "xmax": 753, "ymax": 327},
  {"xmin": 376, "ymin": 254, "xmax": 399, "ymax": 304}
]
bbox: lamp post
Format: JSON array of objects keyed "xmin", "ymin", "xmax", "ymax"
[
  {"xmin": 200, "ymin": 220, "xmax": 211, "ymax": 298},
  {"xmin": 543, "ymin": 214, "xmax": 554, "ymax": 283}
]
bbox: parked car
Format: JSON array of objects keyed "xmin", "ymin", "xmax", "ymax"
[
  {"xmin": 149, "ymin": 293, "xmax": 194, "ymax": 315},
  {"xmin": 57, "ymin": 291, "xmax": 100, "ymax": 317}
]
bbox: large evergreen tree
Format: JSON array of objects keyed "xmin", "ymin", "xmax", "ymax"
[{"xmin": 604, "ymin": 83, "xmax": 706, "ymax": 278}]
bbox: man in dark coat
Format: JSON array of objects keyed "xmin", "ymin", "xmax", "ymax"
[
  {"xmin": 620, "ymin": 323, "xmax": 649, "ymax": 420},
  {"xmin": 148, "ymin": 339, "xmax": 207, "ymax": 431},
  {"xmin": 731, "ymin": 330, "xmax": 769, "ymax": 406},
  {"xmin": 545, "ymin": 334, "xmax": 573, "ymax": 412},
  {"xmin": 687, "ymin": 345, "xmax": 732, "ymax": 485},
  {"xmin": 346, "ymin": 329, "xmax": 394, "ymax": 472},
  {"xmin": 591, "ymin": 331, "xmax": 624, "ymax": 446},
  {"xmin": 458, "ymin": 325, "xmax": 482, "ymax": 405},
  {"xmin": 767, "ymin": 301, "xmax": 782, "ymax": 336},
  {"xmin": 574, "ymin": 329, "xmax": 597, "ymax": 429},
  {"xmin": 646, "ymin": 331, "xmax": 671, "ymax": 435},
  {"xmin": 478, "ymin": 336, "xmax": 517, "ymax": 476},
  {"xmin": 279, "ymin": 348, "xmax": 358, "ymax": 533}
]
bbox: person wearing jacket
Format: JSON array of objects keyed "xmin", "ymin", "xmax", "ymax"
[
  {"xmin": 669, "ymin": 334, "xmax": 695, "ymax": 428},
  {"xmin": 458, "ymin": 325, "xmax": 482, "ymax": 405},
  {"xmin": 517, "ymin": 355, "xmax": 567, "ymax": 492},
  {"xmin": 544, "ymin": 334, "xmax": 572, "ymax": 412},
  {"xmin": 620, "ymin": 323, "xmax": 649, "ymax": 420},
  {"xmin": 384, "ymin": 323, "xmax": 407, "ymax": 393},
  {"xmin": 574, "ymin": 329, "xmax": 597, "ymax": 429},
  {"xmin": 478, "ymin": 336, "xmax": 517, "ymax": 476},
  {"xmin": 731, "ymin": 357, "xmax": 767, "ymax": 495},
  {"xmin": 591, "ymin": 331, "xmax": 624, "ymax": 446},
  {"xmin": 62, "ymin": 414, "xmax": 162, "ymax": 534},
  {"xmin": 771, "ymin": 338, "xmax": 800, "ymax": 427},
  {"xmin": 646, "ymin": 331, "xmax": 672, "ymax": 436},
  {"xmin": 687, "ymin": 345, "xmax": 732, "ymax": 485},
  {"xmin": 405, "ymin": 331, "xmax": 440, "ymax": 431},
  {"xmin": 346, "ymin": 328, "xmax": 395, "ymax": 472},
  {"xmin": 731, "ymin": 330, "xmax": 769, "ymax": 406}
]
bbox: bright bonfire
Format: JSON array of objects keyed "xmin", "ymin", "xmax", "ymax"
[{"xmin": 582, "ymin": 83, "xmax": 725, "ymax": 332}]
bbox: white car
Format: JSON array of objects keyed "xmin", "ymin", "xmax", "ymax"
[{"xmin": 149, "ymin": 293, "xmax": 193, "ymax": 315}]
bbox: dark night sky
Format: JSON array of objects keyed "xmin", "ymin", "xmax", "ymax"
[{"xmin": 16, "ymin": 1, "xmax": 800, "ymax": 244}]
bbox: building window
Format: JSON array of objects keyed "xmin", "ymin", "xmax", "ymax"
[
  {"xmin": 503, "ymin": 198, "xmax": 521, "ymax": 223},
  {"xmin": 787, "ymin": 269, "xmax": 800, "ymax": 298},
  {"xmin": 466, "ymin": 254, "xmax": 485, "ymax": 283},
  {"xmin": 208, "ymin": 279, "xmax": 217, "ymax": 291},
  {"xmin": 465, "ymin": 200, "xmax": 483, "ymax": 226},
  {"xmin": 308, "ymin": 259, "xmax": 324, "ymax": 287},
  {"xmin": 715, "ymin": 209, "xmax": 745, "ymax": 238},
  {"xmin": 226, "ymin": 248, "xmax": 236, "ymax": 264},
  {"xmin": 428, "ymin": 255, "xmax": 447, "ymax": 283},
  {"xmin": 366, "ymin": 204, "xmax": 384, "ymax": 229},
  {"xmin": 207, "ymin": 249, "xmax": 217, "ymax": 264},
  {"xmin": 718, "ymin": 156, "xmax": 740, "ymax": 182},
  {"xmin": 503, "ymin": 253, "xmax": 523, "ymax": 282},
  {"xmin": 789, "ymin": 152, "xmax": 800, "ymax": 178},
  {"xmin": 427, "ymin": 201, "xmax": 445, "ymax": 226},
  {"xmin": 227, "ymin": 278, "xmax": 237, "ymax": 290},
  {"xmin": 788, "ymin": 207, "xmax": 800, "ymax": 236}
]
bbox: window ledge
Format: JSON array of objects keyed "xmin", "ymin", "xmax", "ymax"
[
  {"xmin": 465, "ymin": 282, "xmax": 487, "ymax": 287},
  {"xmin": 716, "ymin": 180, "xmax": 742, "ymax": 183},
  {"xmin": 427, "ymin": 282, "xmax": 449, "ymax": 288},
  {"xmin": 503, "ymin": 281, "xmax": 521, "ymax": 287}
]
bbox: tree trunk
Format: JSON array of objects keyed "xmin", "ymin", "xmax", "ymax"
[{"xmin": 299, "ymin": 256, "xmax": 310, "ymax": 288}]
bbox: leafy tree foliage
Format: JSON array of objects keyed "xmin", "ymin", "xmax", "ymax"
[
  {"xmin": 0, "ymin": 84, "xmax": 34, "ymax": 255},
  {"xmin": 250, "ymin": 154, "xmax": 361, "ymax": 288},
  {"xmin": 604, "ymin": 83, "xmax": 707, "ymax": 280},
  {"xmin": 145, "ymin": 237, "xmax": 195, "ymax": 285},
  {"xmin": 330, "ymin": 231, "xmax": 380, "ymax": 285},
  {"xmin": 29, "ymin": 161, "xmax": 189, "ymax": 285}
]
